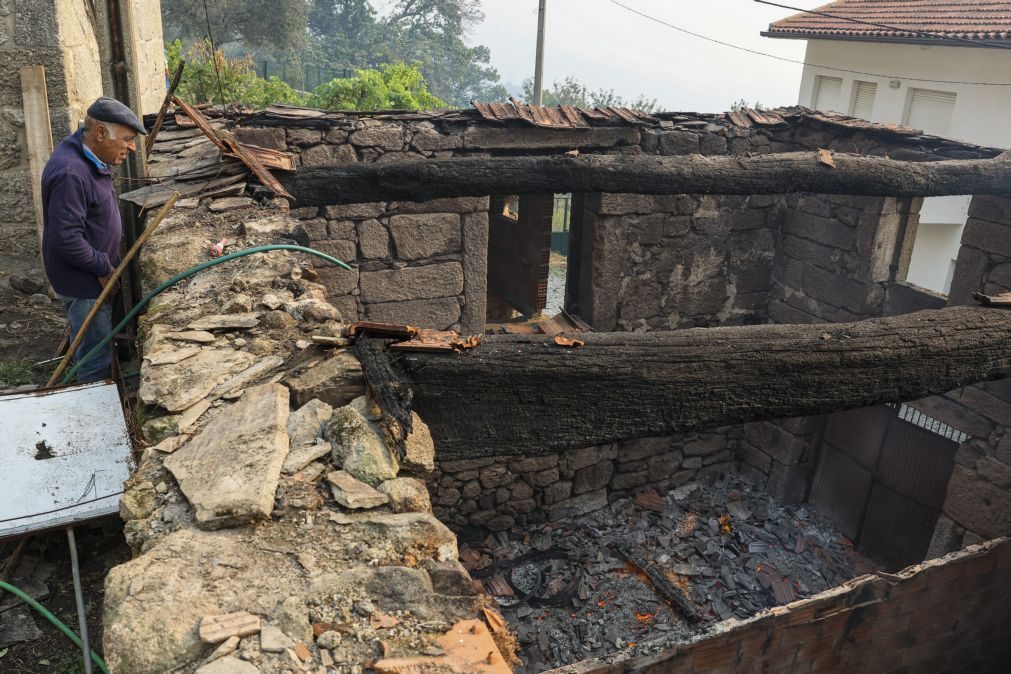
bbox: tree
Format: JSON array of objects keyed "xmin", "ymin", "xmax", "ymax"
[
  {"xmin": 306, "ymin": 63, "xmax": 444, "ymax": 110},
  {"xmin": 161, "ymin": 0, "xmax": 309, "ymax": 53},
  {"xmin": 166, "ymin": 39, "xmax": 305, "ymax": 108},
  {"xmin": 730, "ymin": 98, "xmax": 765, "ymax": 112},
  {"xmin": 523, "ymin": 75, "xmax": 659, "ymax": 112}
]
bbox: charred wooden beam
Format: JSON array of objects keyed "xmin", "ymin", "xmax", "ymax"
[
  {"xmin": 612, "ymin": 543, "xmax": 703, "ymax": 623},
  {"xmin": 391, "ymin": 307, "xmax": 1011, "ymax": 458},
  {"xmin": 354, "ymin": 335, "xmax": 413, "ymax": 454},
  {"xmin": 279, "ymin": 151, "xmax": 1011, "ymax": 205}
]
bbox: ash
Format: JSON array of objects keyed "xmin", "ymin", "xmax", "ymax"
[{"xmin": 460, "ymin": 472, "xmax": 877, "ymax": 672}]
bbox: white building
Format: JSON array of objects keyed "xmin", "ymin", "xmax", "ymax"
[{"xmin": 764, "ymin": 0, "xmax": 1011, "ymax": 294}]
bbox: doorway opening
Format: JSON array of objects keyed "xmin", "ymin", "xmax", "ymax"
[{"xmin": 486, "ymin": 193, "xmax": 582, "ymax": 325}]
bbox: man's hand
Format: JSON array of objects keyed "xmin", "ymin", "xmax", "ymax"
[{"xmin": 98, "ymin": 275, "xmax": 118, "ymax": 295}]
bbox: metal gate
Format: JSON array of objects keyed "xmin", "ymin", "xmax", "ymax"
[{"xmin": 808, "ymin": 404, "xmax": 961, "ymax": 569}]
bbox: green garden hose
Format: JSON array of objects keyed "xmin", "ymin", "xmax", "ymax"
[
  {"xmin": 0, "ymin": 579, "xmax": 110, "ymax": 674},
  {"xmin": 62, "ymin": 244, "xmax": 352, "ymax": 384}
]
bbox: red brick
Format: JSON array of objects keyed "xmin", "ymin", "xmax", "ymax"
[{"xmin": 690, "ymin": 642, "xmax": 739, "ymax": 670}]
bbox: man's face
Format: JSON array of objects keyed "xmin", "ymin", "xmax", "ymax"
[{"xmin": 93, "ymin": 122, "xmax": 138, "ymax": 166}]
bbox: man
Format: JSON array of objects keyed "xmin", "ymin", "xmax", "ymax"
[{"xmin": 41, "ymin": 97, "xmax": 145, "ymax": 382}]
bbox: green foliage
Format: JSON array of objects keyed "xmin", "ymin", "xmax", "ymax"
[
  {"xmin": 167, "ymin": 39, "xmax": 306, "ymax": 108},
  {"xmin": 306, "ymin": 63, "xmax": 444, "ymax": 111},
  {"xmin": 0, "ymin": 356, "xmax": 43, "ymax": 388},
  {"xmin": 522, "ymin": 76, "xmax": 660, "ymax": 113}
]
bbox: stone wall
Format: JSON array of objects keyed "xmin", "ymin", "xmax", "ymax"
[
  {"xmin": 768, "ymin": 194, "xmax": 920, "ymax": 325},
  {"xmin": 915, "ymin": 194, "xmax": 1011, "ymax": 553},
  {"xmin": 429, "ymin": 431, "xmax": 739, "ymax": 531},
  {"xmin": 578, "ymin": 193, "xmax": 779, "ymax": 332},
  {"xmin": 550, "ymin": 538, "xmax": 1011, "ymax": 673}
]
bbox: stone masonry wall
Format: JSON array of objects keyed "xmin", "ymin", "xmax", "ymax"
[
  {"xmin": 579, "ymin": 193, "xmax": 779, "ymax": 332},
  {"xmin": 914, "ymin": 194, "xmax": 1011, "ymax": 554},
  {"xmin": 429, "ymin": 431, "xmax": 739, "ymax": 532},
  {"xmin": 548, "ymin": 538, "xmax": 1011, "ymax": 673}
]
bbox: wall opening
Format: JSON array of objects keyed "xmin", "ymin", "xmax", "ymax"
[
  {"xmin": 486, "ymin": 193, "xmax": 577, "ymax": 324},
  {"xmin": 808, "ymin": 405, "xmax": 959, "ymax": 569}
]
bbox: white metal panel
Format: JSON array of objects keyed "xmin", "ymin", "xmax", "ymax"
[
  {"xmin": 851, "ymin": 80, "xmax": 877, "ymax": 120},
  {"xmin": 0, "ymin": 382, "xmax": 132, "ymax": 539},
  {"xmin": 813, "ymin": 75, "xmax": 844, "ymax": 113},
  {"xmin": 905, "ymin": 88, "xmax": 957, "ymax": 136}
]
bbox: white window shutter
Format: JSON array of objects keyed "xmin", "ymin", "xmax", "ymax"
[
  {"xmin": 851, "ymin": 80, "xmax": 877, "ymax": 120},
  {"xmin": 905, "ymin": 88, "xmax": 957, "ymax": 136},
  {"xmin": 813, "ymin": 75, "xmax": 843, "ymax": 113}
]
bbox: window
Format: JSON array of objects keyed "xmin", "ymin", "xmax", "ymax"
[
  {"xmin": 850, "ymin": 80, "xmax": 877, "ymax": 120},
  {"xmin": 905, "ymin": 88, "xmax": 957, "ymax": 136},
  {"xmin": 812, "ymin": 75, "xmax": 843, "ymax": 113}
]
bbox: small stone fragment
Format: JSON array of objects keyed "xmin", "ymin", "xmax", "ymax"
[
  {"xmin": 327, "ymin": 470, "xmax": 390, "ymax": 509},
  {"xmin": 208, "ymin": 196, "xmax": 255, "ymax": 212},
  {"xmin": 199, "ymin": 612, "xmax": 261, "ymax": 644},
  {"xmin": 195, "ymin": 655, "xmax": 259, "ymax": 673},
  {"xmin": 165, "ymin": 330, "xmax": 217, "ymax": 344},
  {"xmin": 325, "ymin": 403, "xmax": 399, "ymax": 485},
  {"xmin": 260, "ymin": 293, "xmax": 283, "ymax": 310},
  {"xmin": 187, "ymin": 313, "xmax": 260, "ymax": 330},
  {"xmin": 203, "ymin": 636, "xmax": 240, "ymax": 664},
  {"xmin": 259, "ymin": 623, "xmax": 294, "ymax": 653},
  {"xmin": 288, "ymin": 399, "xmax": 334, "ymax": 449},
  {"xmin": 378, "ymin": 477, "xmax": 432, "ymax": 513},
  {"xmin": 283, "ymin": 442, "xmax": 331, "ymax": 475},
  {"xmin": 316, "ymin": 630, "xmax": 342, "ymax": 649},
  {"xmin": 29, "ymin": 293, "xmax": 51, "ymax": 306},
  {"xmin": 144, "ymin": 347, "xmax": 201, "ymax": 365},
  {"xmin": 294, "ymin": 641, "xmax": 311, "ymax": 662}
]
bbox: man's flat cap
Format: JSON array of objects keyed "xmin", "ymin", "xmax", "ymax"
[{"xmin": 87, "ymin": 97, "xmax": 147, "ymax": 135}]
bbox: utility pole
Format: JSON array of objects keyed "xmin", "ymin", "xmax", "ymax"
[{"xmin": 533, "ymin": 0, "xmax": 547, "ymax": 105}]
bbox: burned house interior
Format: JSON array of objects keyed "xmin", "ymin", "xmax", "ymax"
[{"xmin": 3, "ymin": 98, "xmax": 1011, "ymax": 674}]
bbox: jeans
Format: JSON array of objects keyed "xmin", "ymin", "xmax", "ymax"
[{"xmin": 57, "ymin": 294, "xmax": 113, "ymax": 383}]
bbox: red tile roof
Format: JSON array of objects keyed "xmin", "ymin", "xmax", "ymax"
[{"xmin": 764, "ymin": 1, "xmax": 1011, "ymax": 44}]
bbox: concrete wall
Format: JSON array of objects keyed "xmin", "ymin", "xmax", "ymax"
[
  {"xmin": 553, "ymin": 538, "xmax": 1011, "ymax": 673},
  {"xmin": 796, "ymin": 38, "xmax": 1011, "ymax": 291}
]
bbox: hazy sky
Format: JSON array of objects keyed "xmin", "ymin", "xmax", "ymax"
[{"xmin": 467, "ymin": 0, "xmax": 827, "ymax": 112}]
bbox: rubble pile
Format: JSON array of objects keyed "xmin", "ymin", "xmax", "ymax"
[
  {"xmin": 461, "ymin": 472, "xmax": 876, "ymax": 672},
  {"xmin": 107, "ymin": 201, "xmax": 505, "ymax": 673}
]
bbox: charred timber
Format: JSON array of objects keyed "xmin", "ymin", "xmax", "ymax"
[
  {"xmin": 391, "ymin": 307, "xmax": 1011, "ymax": 458},
  {"xmin": 279, "ymin": 151, "xmax": 1011, "ymax": 205}
]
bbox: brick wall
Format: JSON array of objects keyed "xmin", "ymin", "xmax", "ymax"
[{"xmin": 549, "ymin": 538, "xmax": 1011, "ymax": 674}]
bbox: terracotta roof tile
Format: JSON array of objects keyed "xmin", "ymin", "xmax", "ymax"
[{"xmin": 765, "ymin": 0, "xmax": 1011, "ymax": 44}]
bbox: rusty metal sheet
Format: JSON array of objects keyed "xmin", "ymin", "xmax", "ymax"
[
  {"xmin": 0, "ymin": 382, "xmax": 133, "ymax": 538},
  {"xmin": 627, "ymin": 108, "xmax": 660, "ymax": 124},
  {"xmin": 727, "ymin": 110, "xmax": 752, "ymax": 128},
  {"xmin": 542, "ymin": 106, "xmax": 569, "ymax": 127},
  {"xmin": 578, "ymin": 107, "xmax": 608, "ymax": 121},
  {"xmin": 746, "ymin": 108, "xmax": 786, "ymax": 126},
  {"xmin": 488, "ymin": 102, "xmax": 517, "ymax": 120},
  {"xmin": 558, "ymin": 105, "xmax": 590, "ymax": 128},
  {"xmin": 608, "ymin": 107, "xmax": 644, "ymax": 125},
  {"xmin": 471, "ymin": 101, "xmax": 498, "ymax": 122},
  {"xmin": 528, "ymin": 104, "xmax": 553, "ymax": 127},
  {"xmin": 508, "ymin": 97, "xmax": 536, "ymax": 125}
]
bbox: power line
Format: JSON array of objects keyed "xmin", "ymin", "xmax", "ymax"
[
  {"xmin": 605, "ymin": 0, "xmax": 1011, "ymax": 86},
  {"xmin": 755, "ymin": 0, "xmax": 1011, "ymax": 52}
]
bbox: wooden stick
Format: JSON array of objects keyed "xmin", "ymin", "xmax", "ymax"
[
  {"xmin": 145, "ymin": 60, "xmax": 185, "ymax": 159},
  {"xmin": 47, "ymin": 192, "xmax": 179, "ymax": 387},
  {"xmin": 20, "ymin": 66, "xmax": 54, "ymax": 280}
]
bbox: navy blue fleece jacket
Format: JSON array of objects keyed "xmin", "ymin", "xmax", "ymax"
[{"xmin": 41, "ymin": 130, "xmax": 121, "ymax": 299}]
